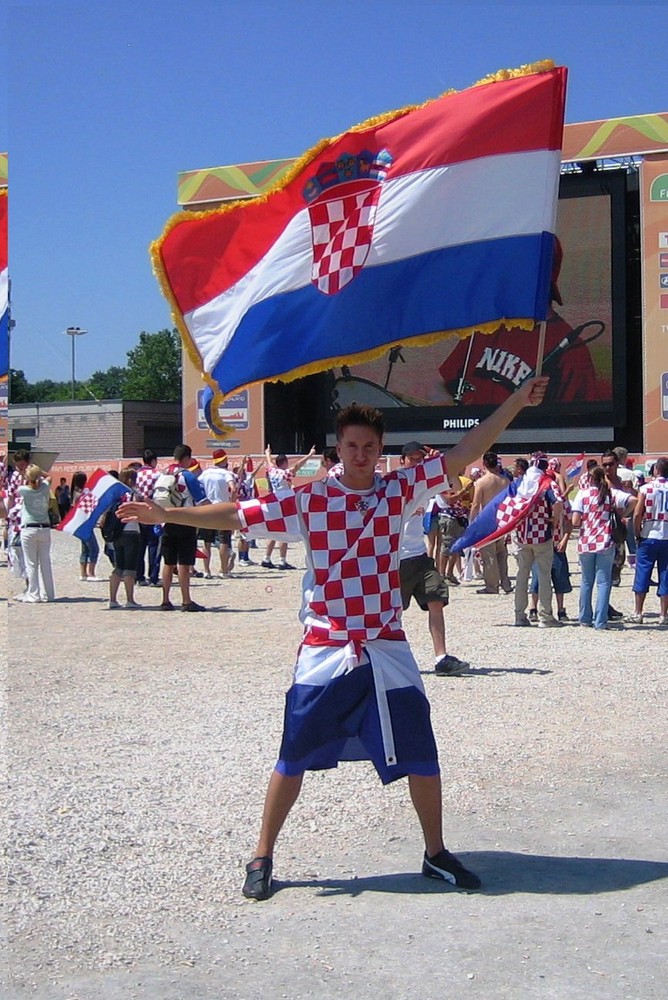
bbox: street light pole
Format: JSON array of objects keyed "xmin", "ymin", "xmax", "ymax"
[{"xmin": 65, "ymin": 326, "xmax": 87, "ymax": 400}]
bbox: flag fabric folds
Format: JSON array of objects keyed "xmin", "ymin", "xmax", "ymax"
[
  {"xmin": 57, "ymin": 469, "xmax": 127, "ymax": 541},
  {"xmin": 451, "ymin": 467, "xmax": 555, "ymax": 553},
  {"xmin": 0, "ymin": 191, "xmax": 8, "ymax": 376},
  {"xmin": 151, "ymin": 61, "xmax": 567, "ymax": 434}
]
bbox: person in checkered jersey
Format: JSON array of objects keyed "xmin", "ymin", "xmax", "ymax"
[
  {"xmin": 118, "ymin": 376, "xmax": 548, "ymax": 900},
  {"xmin": 571, "ymin": 464, "xmax": 636, "ymax": 630}
]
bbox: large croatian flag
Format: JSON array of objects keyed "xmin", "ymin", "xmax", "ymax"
[
  {"xmin": 152, "ymin": 62, "xmax": 566, "ymax": 433},
  {"xmin": 0, "ymin": 191, "xmax": 8, "ymax": 376},
  {"xmin": 451, "ymin": 467, "xmax": 555, "ymax": 553},
  {"xmin": 57, "ymin": 469, "xmax": 127, "ymax": 541}
]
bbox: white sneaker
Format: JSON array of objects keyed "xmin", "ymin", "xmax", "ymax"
[
  {"xmin": 86, "ymin": 576, "xmax": 104, "ymax": 582},
  {"xmin": 79, "ymin": 575, "xmax": 87, "ymax": 581},
  {"xmin": 108, "ymin": 600, "xmax": 121, "ymax": 610}
]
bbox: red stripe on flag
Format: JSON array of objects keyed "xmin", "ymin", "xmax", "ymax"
[{"xmin": 160, "ymin": 68, "xmax": 566, "ymax": 313}]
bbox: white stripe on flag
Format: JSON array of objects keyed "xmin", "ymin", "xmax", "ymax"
[{"xmin": 185, "ymin": 148, "xmax": 560, "ymax": 373}]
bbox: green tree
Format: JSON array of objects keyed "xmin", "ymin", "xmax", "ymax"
[
  {"xmin": 124, "ymin": 328, "xmax": 182, "ymax": 401},
  {"xmin": 87, "ymin": 365, "xmax": 127, "ymax": 399},
  {"xmin": 8, "ymin": 369, "xmax": 31, "ymax": 402}
]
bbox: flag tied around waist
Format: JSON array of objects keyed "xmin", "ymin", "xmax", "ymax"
[
  {"xmin": 151, "ymin": 61, "xmax": 567, "ymax": 434},
  {"xmin": 451, "ymin": 467, "xmax": 555, "ymax": 553},
  {"xmin": 0, "ymin": 190, "xmax": 8, "ymax": 376},
  {"xmin": 56, "ymin": 469, "xmax": 127, "ymax": 541}
]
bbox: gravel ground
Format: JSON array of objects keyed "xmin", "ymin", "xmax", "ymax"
[{"xmin": 3, "ymin": 530, "xmax": 667, "ymax": 1000}]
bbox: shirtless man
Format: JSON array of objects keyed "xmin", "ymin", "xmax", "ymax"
[{"xmin": 469, "ymin": 451, "xmax": 512, "ymax": 595}]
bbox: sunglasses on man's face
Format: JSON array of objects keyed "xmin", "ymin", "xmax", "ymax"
[{"xmin": 602, "ymin": 462, "xmax": 616, "ymax": 469}]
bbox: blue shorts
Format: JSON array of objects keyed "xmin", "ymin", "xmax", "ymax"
[
  {"xmin": 531, "ymin": 548, "xmax": 572, "ymax": 595},
  {"xmin": 632, "ymin": 538, "xmax": 668, "ymax": 596},
  {"xmin": 276, "ymin": 642, "xmax": 439, "ymax": 785}
]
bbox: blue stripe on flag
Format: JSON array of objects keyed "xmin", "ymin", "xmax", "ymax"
[{"xmin": 210, "ymin": 233, "xmax": 553, "ymax": 395}]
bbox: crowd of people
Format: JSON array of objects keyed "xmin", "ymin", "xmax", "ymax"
[{"xmin": 1, "ymin": 442, "xmax": 666, "ymax": 633}]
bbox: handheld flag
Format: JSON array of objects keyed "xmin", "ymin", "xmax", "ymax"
[
  {"xmin": 57, "ymin": 470, "xmax": 127, "ymax": 541},
  {"xmin": 565, "ymin": 454, "xmax": 585, "ymax": 480},
  {"xmin": 152, "ymin": 61, "xmax": 567, "ymax": 434},
  {"xmin": 451, "ymin": 466, "xmax": 554, "ymax": 553}
]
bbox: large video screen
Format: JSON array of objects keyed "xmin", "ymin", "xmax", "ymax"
[{"xmin": 329, "ymin": 170, "xmax": 628, "ymax": 449}]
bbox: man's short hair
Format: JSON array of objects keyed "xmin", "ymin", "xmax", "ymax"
[
  {"xmin": 143, "ymin": 448, "xmax": 158, "ymax": 465},
  {"xmin": 401, "ymin": 440, "xmax": 426, "ymax": 458},
  {"xmin": 173, "ymin": 443, "xmax": 192, "ymax": 463},
  {"xmin": 13, "ymin": 449, "xmax": 30, "ymax": 464},
  {"xmin": 482, "ymin": 450, "xmax": 498, "ymax": 470},
  {"xmin": 601, "ymin": 449, "xmax": 618, "ymax": 464},
  {"xmin": 335, "ymin": 404, "xmax": 384, "ymax": 442},
  {"xmin": 654, "ymin": 457, "xmax": 667, "ymax": 477},
  {"xmin": 323, "ymin": 447, "xmax": 339, "ymax": 465}
]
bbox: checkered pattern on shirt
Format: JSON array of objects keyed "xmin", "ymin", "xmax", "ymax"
[
  {"xmin": 238, "ymin": 454, "xmax": 449, "ymax": 643},
  {"xmin": 135, "ymin": 466, "xmax": 159, "ymax": 500},
  {"xmin": 575, "ymin": 489, "xmax": 614, "ymax": 553},
  {"xmin": 309, "ymin": 187, "xmax": 379, "ymax": 295},
  {"xmin": 515, "ymin": 494, "xmax": 554, "ymax": 545},
  {"xmin": 640, "ymin": 478, "xmax": 668, "ymax": 539},
  {"xmin": 6, "ymin": 469, "xmax": 26, "ymax": 528}
]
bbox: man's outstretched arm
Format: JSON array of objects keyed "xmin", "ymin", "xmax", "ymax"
[
  {"xmin": 118, "ymin": 497, "xmax": 241, "ymax": 531},
  {"xmin": 446, "ymin": 377, "xmax": 549, "ymax": 474}
]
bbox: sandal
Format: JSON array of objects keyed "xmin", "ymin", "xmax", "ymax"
[{"xmin": 242, "ymin": 856, "xmax": 273, "ymax": 900}]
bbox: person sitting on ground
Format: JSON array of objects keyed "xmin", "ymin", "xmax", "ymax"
[{"xmin": 118, "ymin": 376, "xmax": 548, "ymax": 902}]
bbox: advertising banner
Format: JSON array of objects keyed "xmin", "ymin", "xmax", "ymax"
[{"xmin": 640, "ymin": 155, "xmax": 668, "ymax": 453}]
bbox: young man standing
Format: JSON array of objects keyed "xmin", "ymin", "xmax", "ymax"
[
  {"xmin": 159, "ymin": 444, "xmax": 209, "ymax": 612},
  {"xmin": 119, "ymin": 377, "xmax": 548, "ymax": 900}
]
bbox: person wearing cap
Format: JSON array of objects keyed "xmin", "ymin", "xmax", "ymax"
[
  {"xmin": 118, "ymin": 376, "xmax": 549, "ymax": 902},
  {"xmin": 435, "ymin": 236, "xmax": 598, "ymax": 407},
  {"xmin": 199, "ymin": 449, "xmax": 237, "ymax": 577},
  {"xmin": 399, "ymin": 441, "xmax": 470, "ymax": 676}
]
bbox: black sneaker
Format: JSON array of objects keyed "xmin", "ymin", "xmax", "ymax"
[
  {"xmin": 242, "ymin": 856, "xmax": 273, "ymax": 900},
  {"xmin": 528, "ymin": 609, "xmax": 538, "ymax": 622},
  {"xmin": 278, "ymin": 562, "xmax": 296, "ymax": 570},
  {"xmin": 435, "ymin": 654, "xmax": 470, "ymax": 676},
  {"xmin": 557, "ymin": 609, "xmax": 569, "ymax": 621},
  {"xmin": 261, "ymin": 560, "xmax": 275, "ymax": 569},
  {"xmin": 608, "ymin": 606, "xmax": 623, "ymax": 620},
  {"xmin": 181, "ymin": 601, "xmax": 205, "ymax": 612},
  {"xmin": 422, "ymin": 849, "xmax": 481, "ymax": 890}
]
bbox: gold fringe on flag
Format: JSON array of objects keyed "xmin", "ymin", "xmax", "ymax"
[{"xmin": 149, "ymin": 59, "xmax": 556, "ymax": 435}]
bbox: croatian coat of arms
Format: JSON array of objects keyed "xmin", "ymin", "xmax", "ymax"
[{"xmin": 302, "ymin": 148, "xmax": 393, "ymax": 295}]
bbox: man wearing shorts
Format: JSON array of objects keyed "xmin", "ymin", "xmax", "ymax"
[
  {"xmin": 160, "ymin": 444, "xmax": 209, "ymax": 612},
  {"xmin": 119, "ymin": 377, "xmax": 548, "ymax": 900},
  {"xmin": 199, "ymin": 449, "xmax": 237, "ymax": 577},
  {"xmin": 399, "ymin": 441, "xmax": 470, "ymax": 676}
]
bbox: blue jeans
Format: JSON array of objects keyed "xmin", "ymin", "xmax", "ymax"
[{"xmin": 579, "ymin": 546, "xmax": 615, "ymax": 629}]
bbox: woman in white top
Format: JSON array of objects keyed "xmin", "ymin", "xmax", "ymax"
[
  {"xmin": 18, "ymin": 464, "xmax": 56, "ymax": 603},
  {"xmin": 571, "ymin": 465, "xmax": 635, "ymax": 630}
]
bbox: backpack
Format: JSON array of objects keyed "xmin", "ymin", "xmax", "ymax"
[
  {"xmin": 153, "ymin": 470, "xmax": 186, "ymax": 508},
  {"xmin": 101, "ymin": 501, "xmax": 124, "ymax": 543}
]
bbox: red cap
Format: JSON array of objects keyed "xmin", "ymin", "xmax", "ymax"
[{"xmin": 212, "ymin": 448, "xmax": 228, "ymax": 465}]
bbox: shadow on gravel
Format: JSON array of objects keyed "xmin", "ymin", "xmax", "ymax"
[
  {"xmin": 277, "ymin": 853, "xmax": 668, "ymax": 897},
  {"xmin": 419, "ymin": 667, "xmax": 552, "ymax": 677}
]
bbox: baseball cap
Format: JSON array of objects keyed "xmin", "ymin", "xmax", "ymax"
[
  {"xmin": 188, "ymin": 460, "xmax": 202, "ymax": 474},
  {"xmin": 401, "ymin": 440, "xmax": 426, "ymax": 457},
  {"xmin": 212, "ymin": 448, "xmax": 228, "ymax": 465}
]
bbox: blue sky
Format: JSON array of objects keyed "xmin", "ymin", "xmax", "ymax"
[{"xmin": 4, "ymin": 1, "xmax": 666, "ymax": 383}]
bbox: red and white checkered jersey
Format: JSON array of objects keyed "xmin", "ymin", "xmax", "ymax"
[
  {"xmin": 238, "ymin": 455, "xmax": 450, "ymax": 644},
  {"xmin": 571, "ymin": 486, "xmax": 629, "ymax": 553},
  {"xmin": 6, "ymin": 469, "xmax": 26, "ymax": 528},
  {"xmin": 267, "ymin": 465, "xmax": 293, "ymax": 492},
  {"xmin": 639, "ymin": 477, "xmax": 668, "ymax": 540},
  {"xmin": 135, "ymin": 465, "xmax": 159, "ymax": 500},
  {"xmin": 515, "ymin": 493, "xmax": 553, "ymax": 545}
]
